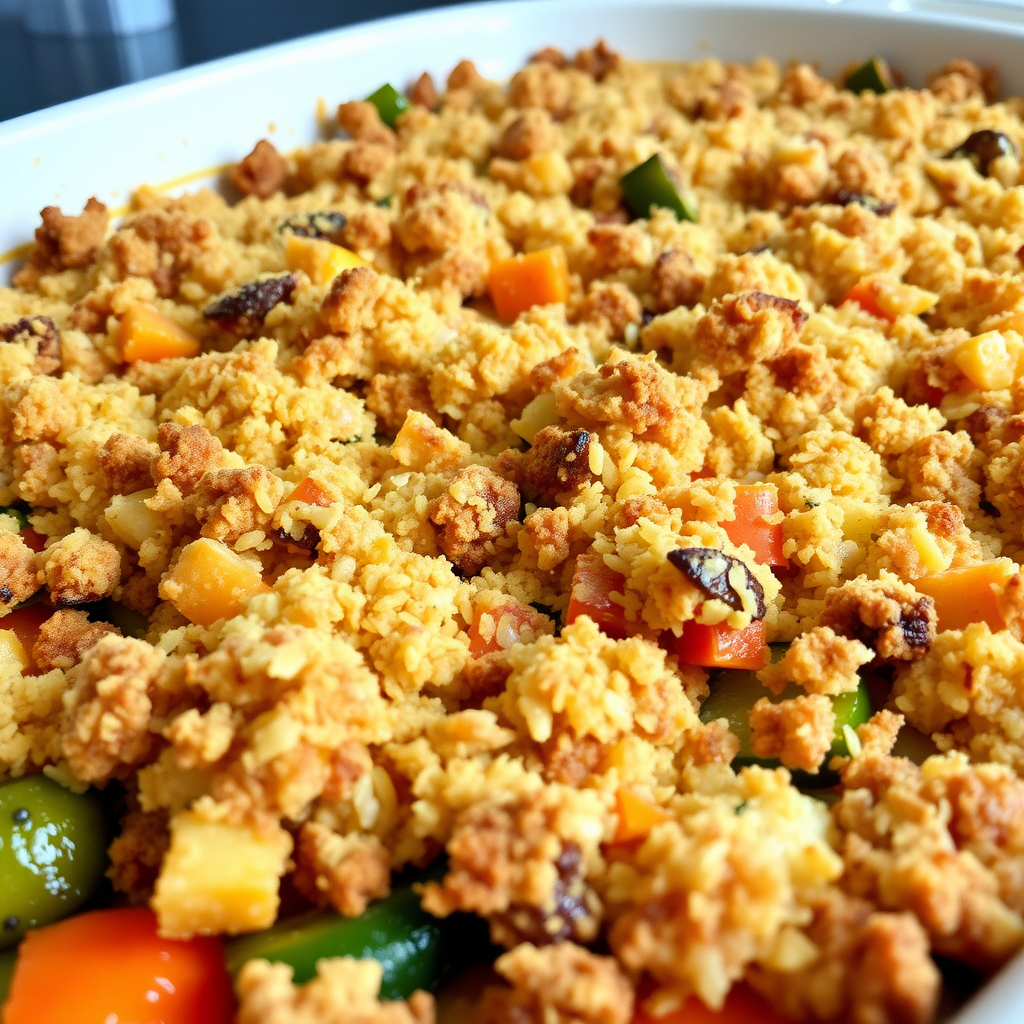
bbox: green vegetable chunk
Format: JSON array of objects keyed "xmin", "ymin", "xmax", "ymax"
[
  {"xmin": 619, "ymin": 154, "xmax": 698, "ymax": 223},
  {"xmin": 366, "ymin": 84, "xmax": 410, "ymax": 130},
  {"xmin": 0, "ymin": 775, "xmax": 108, "ymax": 950},
  {"xmin": 844, "ymin": 56, "xmax": 893, "ymax": 95},
  {"xmin": 699, "ymin": 644, "xmax": 872, "ymax": 784},
  {"xmin": 224, "ymin": 878, "xmax": 485, "ymax": 999}
]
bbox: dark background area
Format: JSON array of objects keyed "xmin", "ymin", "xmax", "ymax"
[{"xmin": 0, "ymin": 0, "xmax": 477, "ymax": 122}]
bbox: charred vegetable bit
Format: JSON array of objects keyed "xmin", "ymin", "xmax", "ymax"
[
  {"xmin": 223, "ymin": 872, "xmax": 487, "ymax": 999},
  {"xmin": 0, "ymin": 775, "xmax": 108, "ymax": 949},
  {"xmin": 619, "ymin": 154, "xmax": 698, "ymax": 223},
  {"xmin": 844, "ymin": 55, "xmax": 893, "ymax": 94},
  {"xmin": 204, "ymin": 273, "xmax": 298, "ymax": 332},
  {"xmin": 278, "ymin": 211, "xmax": 348, "ymax": 241},
  {"xmin": 668, "ymin": 546, "xmax": 766, "ymax": 619},
  {"xmin": 366, "ymin": 83, "xmax": 410, "ymax": 129},
  {"xmin": 832, "ymin": 189, "xmax": 896, "ymax": 216},
  {"xmin": 947, "ymin": 129, "xmax": 1018, "ymax": 177}
]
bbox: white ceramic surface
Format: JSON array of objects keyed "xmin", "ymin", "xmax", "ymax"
[{"xmin": 2, "ymin": 1, "xmax": 1024, "ymax": 1019}]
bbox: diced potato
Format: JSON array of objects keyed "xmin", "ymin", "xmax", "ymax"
[
  {"xmin": 510, "ymin": 392, "xmax": 561, "ymax": 444},
  {"xmin": 954, "ymin": 330, "xmax": 1022, "ymax": 391},
  {"xmin": 160, "ymin": 538, "xmax": 270, "ymax": 627},
  {"xmin": 0, "ymin": 629, "xmax": 29, "ymax": 671},
  {"xmin": 104, "ymin": 489, "xmax": 162, "ymax": 549},
  {"xmin": 284, "ymin": 234, "xmax": 367, "ymax": 286},
  {"xmin": 152, "ymin": 810, "xmax": 292, "ymax": 937},
  {"xmin": 120, "ymin": 304, "xmax": 201, "ymax": 363}
]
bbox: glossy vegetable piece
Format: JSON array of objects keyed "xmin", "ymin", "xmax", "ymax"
[
  {"xmin": 619, "ymin": 154, "xmax": 698, "ymax": 222},
  {"xmin": 366, "ymin": 83, "xmax": 410, "ymax": 129},
  {"xmin": 844, "ymin": 55, "xmax": 893, "ymax": 94},
  {"xmin": 668, "ymin": 619, "xmax": 768, "ymax": 671},
  {"xmin": 720, "ymin": 484, "xmax": 786, "ymax": 567},
  {"xmin": 488, "ymin": 246, "xmax": 570, "ymax": 322},
  {"xmin": 161, "ymin": 538, "xmax": 270, "ymax": 627},
  {"xmin": 0, "ymin": 775, "xmax": 107, "ymax": 950},
  {"xmin": 566, "ymin": 551, "xmax": 630, "ymax": 640},
  {"xmin": 631, "ymin": 984, "xmax": 790, "ymax": 1024},
  {"xmin": 947, "ymin": 129, "xmax": 1018, "ymax": 177},
  {"xmin": 698, "ymin": 654, "xmax": 872, "ymax": 768},
  {"xmin": 612, "ymin": 789, "xmax": 672, "ymax": 844},
  {"xmin": 0, "ymin": 631, "xmax": 28, "ymax": 672},
  {"xmin": 913, "ymin": 561, "xmax": 1014, "ymax": 632},
  {"xmin": 2, "ymin": 907, "xmax": 234, "ymax": 1024},
  {"xmin": 953, "ymin": 330, "xmax": 1021, "ymax": 392},
  {"xmin": 223, "ymin": 878, "xmax": 484, "ymax": 1000},
  {"xmin": 120, "ymin": 304, "xmax": 201, "ymax": 363}
]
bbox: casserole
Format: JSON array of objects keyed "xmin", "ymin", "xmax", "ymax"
[{"xmin": 2, "ymin": 2, "xmax": 1024, "ymax": 1021}]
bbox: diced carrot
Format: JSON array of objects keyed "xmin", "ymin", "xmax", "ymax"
[
  {"xmin": 841, "ymin": 279, "xmax": 893, "ymax": 322},
  {"xmin": 284, "ymin": 234, "xmax": 367, "ymax": 286},
  {"xmin": 286, "ymin": 476, "xmax": 334, "ymax": 507},
  {"xmin": 3, "ymin": 907, "xmax": 234, "ymax": 1024},
  {"xmin": 2, "ymin": 604, "xmax": 51, "ymax": 662},
  {"xmin": 668, "ymin": 618, "xmax": 768, "ymax": 670},
  {"xmin": 566, "ymin": 550, "xmax": 631, "ymax": 640},
  {"xmin": 720, "ymin": 484, "xmax": 786, "ymax": 567},
  {"xmin": 631, "ymin": 984, "xmax": 789, "ymax": 1024},
  {"xmin": 161, "ymin": 538, "xmax": 270, "ymax": 628},
  {"xmin": 841, "ymin": 278, "xmax": 936, "ymax": 322},
  {"xmin": 913, "ymin": 561, "xmax": 1015, "ymax": 633},
  {"xmin": 613, "ymin": 789, "xmax": 672, "ymax": 844},
  {"xmin": 467, "ymin": 600, "xmax": 544, "ymax": 657},
  {"xmin": 120, "ymin": 304, "xmax": 201, "ymax": 363},
  {"xmin": 488, "ymin": 246, "xmax": 570, "ymax": 322}
]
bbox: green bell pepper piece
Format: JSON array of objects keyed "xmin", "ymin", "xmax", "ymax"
[
  {"xmin": 844, "ymin": 56, "xmax": 893, "ymax": 95},
  {"xmin": 699, "ymin": 642, "xmax": 872, "ymax": 786},
  {"xmin": 0, "ymin": 775, "xmax": 108, "ymax": 950},
  {"xmin": 619, "ymin": 154, "xmax": 698, "ymax": 223},
  {"xmin": 224, "ymin": 878, "xmax": 486, "ymax": 999},
  {"xmin": 366, "ymin": 84, "xmax": 410, "ymax": 130}
]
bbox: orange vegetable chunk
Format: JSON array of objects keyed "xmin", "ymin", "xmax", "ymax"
[
  {"xmin": 488, "ymin": 246, "xmax": 570, "ymax": 322},
  {"xmin": 721, "ymin": 484, "xmax": 786, "ymax": 567},
  {"xmin": 631, "ymin": 983, "xmax": 790, "ymax": 1024},
  {"xmin": 613, "ymin": 788, "xmax": 672, "ymax": 844},
  {"xmin": 120, "ymin": 304, "xmax": 201, "ymax": 363},
  {"xmin": 286, "ymin": 475, "xmax": 334, "ymax": 507},
  {"xmin": 669, "ymin": 618, "xmax": 767, "ymax": 670},
  {"xmin": 913, "ymin": 561, "xmax": 1015, "ymax": 633},
  {"xmin": 841, "ymin": 279, "xmax": 893, "ymax": 322},
  {"xmin": 566, "ymin": 550, "xmax": 630, "ymax": 639},
  {"xmin": 468, "ymin": 600, "xmax": 543, "ymax": 658},
  {"xmin": 2, "ymin": 907, "xmax": 234, "ymax": 1024},
  {"xmin": 161, "ymin": 538, "xmax": 270, "ymax": 627}
]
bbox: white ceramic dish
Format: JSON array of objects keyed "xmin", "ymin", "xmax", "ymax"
[{"xmin": 2, "ymin": 1, "xmax": 1024, "ymax": 1020}]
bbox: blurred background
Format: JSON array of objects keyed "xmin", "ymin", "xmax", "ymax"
[{"xmin": 0, "ymin": 0, "xmax": 479, "ymax": 121}]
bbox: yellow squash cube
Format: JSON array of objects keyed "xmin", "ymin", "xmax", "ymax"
[
  {"xmin": 152, "ymin": 809, "xmax": 292, "ymax": 937},
  {"xmin": 160, "ymin": 538, "xmax": 270, "ymax": 627},
  {"xmin": 284, "ymin": 234, "xmax": 368, "ymax": 286}
]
